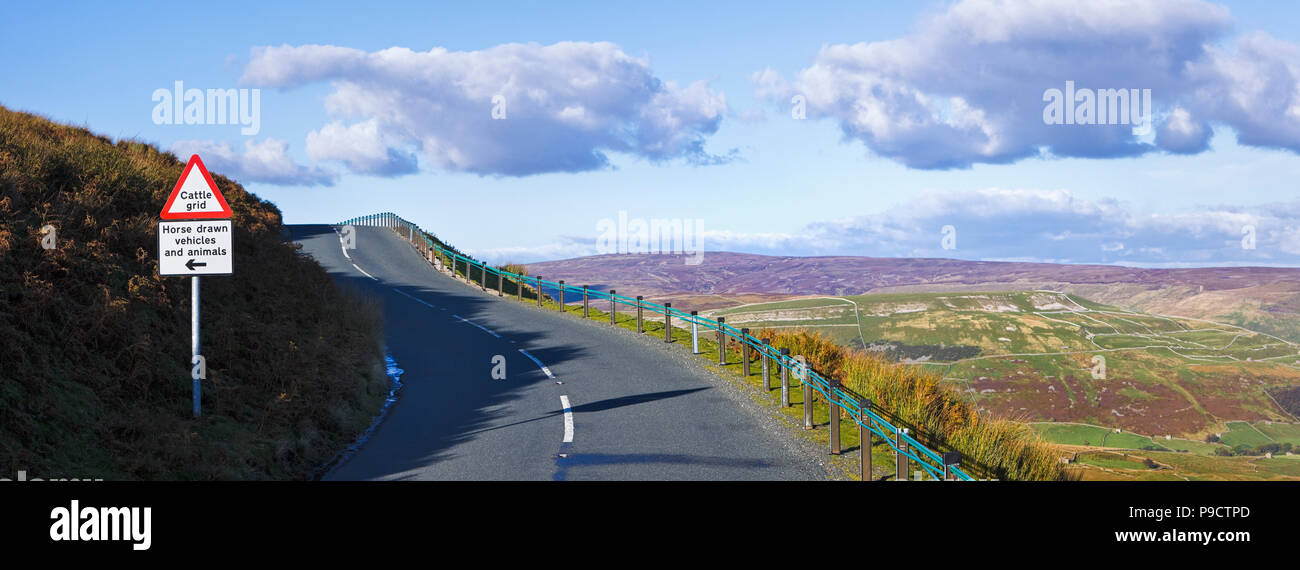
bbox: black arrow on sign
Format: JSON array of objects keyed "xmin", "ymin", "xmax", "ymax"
[{"xmin": 185, "ymin": 259, "xmax": 207, "ymax": 271}]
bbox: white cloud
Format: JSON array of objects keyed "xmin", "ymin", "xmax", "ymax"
[
  {"xmin": 241, "ymin": 42, "xmax": 733, "ymax": 176},
  {"xmin": 306, "ymin": 119, "xmax": 418, "ymax": 176},
  {"xmin": 470, "ymin": 235, "xmax": 598, "ymax": 265},
  {"xmin": 755, "ymin": 0, "xmax": 1300, "ymax": 168},
  {"xmin": 169, "ymin": 138, "xmax": 337, "ymax": 186}
]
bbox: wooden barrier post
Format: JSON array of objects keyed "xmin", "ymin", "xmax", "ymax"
[
  {"xmin": 944, "ymin": 451, "xmax": 962, "ymax": 481},
  {"xmin": 664, "ymin": 303, "xmax": 672, "ymax": 342},
  {"xmin": 716, "ymin": 317, "xmax": 726, "ymax": 365}
]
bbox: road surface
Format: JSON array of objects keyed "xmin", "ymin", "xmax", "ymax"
[{"xmin": 289, "ymin": 224, "xmax": 822, "ymax": 481}]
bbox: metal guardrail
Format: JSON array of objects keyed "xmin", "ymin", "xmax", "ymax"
[{"xmin": 338, "ymin": 212, "xmax": 974, "ymax": 481}]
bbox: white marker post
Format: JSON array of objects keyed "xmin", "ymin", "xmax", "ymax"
[{"xmin": 158, "ymin": 155, "xmax": 234, "ymax": 418}]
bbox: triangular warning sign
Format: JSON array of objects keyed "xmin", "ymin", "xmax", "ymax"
[{"xmin": 160, "ymin": 155, "xmax": 233, "ymax": 219}]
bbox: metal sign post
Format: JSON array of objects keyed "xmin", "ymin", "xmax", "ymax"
[
  {"xmin": 158, "ymin": 155, "xmax": 233, "ymax": 419},
  {"xmin": 191, "ymin": 276, "xmax": 200, "ymax": 418}
]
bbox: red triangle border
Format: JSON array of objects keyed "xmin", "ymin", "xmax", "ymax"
[{"xmin": 160, "ymin": 154, "xmax": 233, "ymax": 219}]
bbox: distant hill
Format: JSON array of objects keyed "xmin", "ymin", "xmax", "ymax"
[
  {"xmin": 707, "ymin": 290, "xmax": 1300, "ymax": 439},
  {"xmin": 526, "ymin": 252, "xmax": 1300, "ymax": 342},
  {"xmin": 0, "ymin": 106, "xmax": 385, "ymax": 480}
]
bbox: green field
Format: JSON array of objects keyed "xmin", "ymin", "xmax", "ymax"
[
  {"xmin": 1220, "ymin": 421, "xmax": 1275, "ymax": 448},
  {"xmin": 1074, "ymin": 449, "xmax": 1300, "ymax": 481},
  {"xmin": 707, "ymin": 291, "xmax": 1300, "ymax": 438}
]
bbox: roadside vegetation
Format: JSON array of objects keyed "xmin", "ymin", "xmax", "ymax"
[
  {"xmin": 752, "ymin": 329, "xmax": 1068, "ymax": 481},
  {"xmin": 0, "ymin": 106, "xmax": 387, "ymax": 480},
  {"xmin": 430, "ymin": 251, "xmax": 1067, "ymax": 480}
]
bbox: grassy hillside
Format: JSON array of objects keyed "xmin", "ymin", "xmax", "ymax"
[
  {"xmin": 709, "ymin": 291, "xmax": 1300, "ymax": 439},
  {"xmin": 0, "ymin": 106, "xmax": 386, "ymax": 480}
]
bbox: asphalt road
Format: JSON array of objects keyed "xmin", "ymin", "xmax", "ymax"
[{"xmin": 289, "ymin": 225, "xmax": 822, "ymax": 481}]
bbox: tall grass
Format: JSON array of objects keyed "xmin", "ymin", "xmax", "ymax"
[
  {"xmin": 498, "ymin": 262, "xmax": 528, "ymax": 277},
  {"xmin": 755, "ymin": 328, "xmax": 1069, "ymax": 480}
]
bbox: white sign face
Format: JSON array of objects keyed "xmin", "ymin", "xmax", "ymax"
[{"xmin": 158, "ymin": 220, "xmax": 233, "ymax": 276}]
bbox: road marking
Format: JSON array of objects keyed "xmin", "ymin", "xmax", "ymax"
[
  {"xmin": 518, "ymin": 349, "xmax": 555, "ymax": 378},
  {"xmin": 393, "ymin": 288, "xmax": 436, "ymax": 309},
  {"xmin": 453, "ymin": 314, "xmax": 500, "ymax": 338},
  {"xmin": 352, "ymin": 263, "xmax": 378, "ymax": 281},
  {"xmin": 335, "ymin": 227, "xmax": 352, "ymax": 260},
  {"xmin": 560, "ymin": 395, "xmax": 574, "ymax": 443}
]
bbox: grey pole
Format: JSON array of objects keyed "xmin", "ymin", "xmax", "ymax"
[
  {"xmin": 860, "ymin": 399, "xmax": 873, "ymax": 481},
  {"xmin": 896, "ymin": 428, "xmax": 909, "ymax": 481},
  {"xmin": 518, "ymin": 274, "xmax": 524, "ymax": 301},
  {"xmin": 802, "ymin": 358, "xmax": 814, "ymax": 430},
  {"xmin": 582, "ymin": 286, "xmax": 589, "ymax": 317},
  {"xmin": 690, "ymin": 311, "xmax": 699, "ymax": 354},
  {"xmin": 609, "ymin": 290, "xmax": 616, "ymax": 324},
  {"xmin": 716, "ymin": 317, "xmax": 726, "ymax": 365},
  {"xmin": 664, "ymin": 303, "xmax": 672, "ymax": 342},
  {"xmin": 536, "ymin": 276, "xmax": 543, "ymax": 307},
  {"xmin": 558, "ymin": 280, "xmax": 565, "ymax": 311},
  {"xmin": 191, "ymin": 275, "xmax": 200, "ymax": 418},
  {"xmin": 761, "ymin": 339, "xmax": 771, "ymax": 391},
  {"xmin": 780, "ymin": 347, "xmax": 791, "ymax": 407},
  {"xmin": 828, "ymin": 377, "xmax": 841, "ymax": 454},
  {"xmin": 636, "ymin": 296, "xmax": 644, "ymax": 333},
  {"xmin": 741, "ymin": 328, "xmax": 751, "ymax": 377},
  {"xmin": 497, "ymin": 269, "xmax": 503, "ymax": 296},
  {"xmin": 480, "ymin": 262, "xmax": 487, "ymax": 290}
]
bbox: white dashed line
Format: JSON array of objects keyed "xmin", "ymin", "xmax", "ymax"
[
  {"xmin": 453, "ymin": 314, "xmax": 501, "ymax": 338},
  {"xmin": 393, "ymin": 288, "xmax": 436, "ymax": 309},
  {"xmin": 560, "ymin": 395, "xmax": 574, "ymax": 443},
  {"xmin": 352, "ymin": 263, "xmax": 378, "ymax": 281},
  {"xmin": 518, "ymin": 349, "xmax": 555, "ymax": 378},
  {"xmin": 335, "ymin": 227, "xmax": 352, "ymax": 260}
]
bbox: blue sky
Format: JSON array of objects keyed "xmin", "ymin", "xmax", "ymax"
[{"xmin": 4, "ymin": 0, "xmax": 1300, "ymax": 266}]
